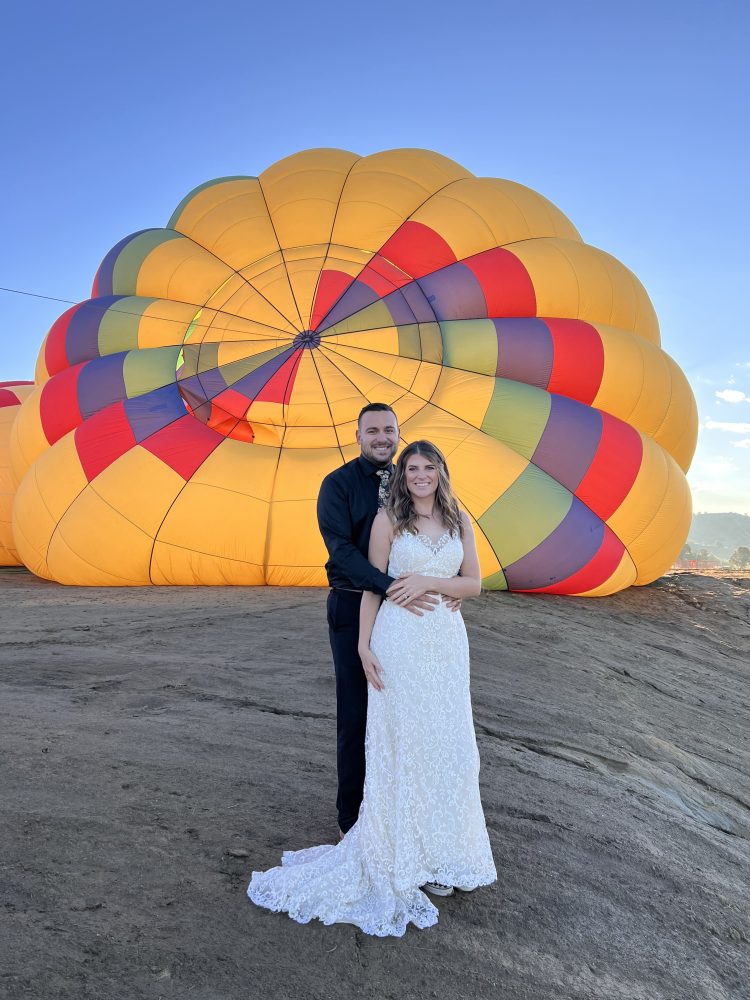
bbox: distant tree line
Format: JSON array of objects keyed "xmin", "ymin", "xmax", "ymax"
[{"xmin": 677, "ymin": 543, "xmax": 750, "ymax": 569}]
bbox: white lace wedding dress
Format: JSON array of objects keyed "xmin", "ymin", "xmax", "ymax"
[{"xmin": 247, "ymin": 530, "xmax": 496, "ymax": 936}]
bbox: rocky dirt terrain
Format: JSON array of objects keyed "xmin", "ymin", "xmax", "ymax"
[{"xmin": 1, "ymin": 569, "xmax": 748, "ymax": 1000}]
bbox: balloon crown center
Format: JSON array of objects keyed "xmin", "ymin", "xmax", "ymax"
[{"xmin": 293, "ymin": 330, "xmax": 321, "ymax": 349}]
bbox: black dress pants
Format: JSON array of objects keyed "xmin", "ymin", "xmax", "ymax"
[{"xmin": 326, "ymin": 589, "xmax": 367, "ymax": 833}]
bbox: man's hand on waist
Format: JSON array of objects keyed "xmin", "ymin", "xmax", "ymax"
[{"xmin": 400, "ymin": 594, "xmax": 440, "ymax": 616}]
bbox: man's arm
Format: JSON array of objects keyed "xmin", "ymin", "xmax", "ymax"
[{"xmin": 317, "ymin": 474, "xmax": 394, "ymax": 596}]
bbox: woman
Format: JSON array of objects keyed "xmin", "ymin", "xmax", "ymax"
[{"xmin": 247, "ymin": 441, "xmax": 496, "ymax": 936}]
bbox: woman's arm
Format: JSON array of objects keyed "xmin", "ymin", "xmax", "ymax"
[
  {"xmin": 386, "ymin": 513, "xmax": 482, "ymax": 604},
  {"xmin": 358, "ymin": 510, "xmax": 393, "ymax": 691}
]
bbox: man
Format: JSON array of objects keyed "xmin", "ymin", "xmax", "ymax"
[{"xmin": 317, "ymin": 403, "xmax": 444, "ymax": 839}]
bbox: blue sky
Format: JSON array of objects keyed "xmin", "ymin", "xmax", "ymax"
[{"xmin": 2, "ymin": 0, "xmax": 748, "ymax": 512}]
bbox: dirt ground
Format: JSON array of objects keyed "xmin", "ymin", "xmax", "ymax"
[{"xmin": 1, "ymin": 568, "xmax": 749, "ymax": 1000}]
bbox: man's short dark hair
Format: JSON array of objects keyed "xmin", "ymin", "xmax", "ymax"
[{"xmin": 357, "ymin": 402, "xmax": 398, "ymax": 427}]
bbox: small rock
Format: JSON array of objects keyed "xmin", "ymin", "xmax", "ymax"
[{"xmin": 227, "ymin": 848, "xmax": 249, "ymax": 858}]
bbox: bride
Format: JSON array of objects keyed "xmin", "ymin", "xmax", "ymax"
[{"xmin": 247, "ymin": 440, "xmax": 496, "ymax": 936}]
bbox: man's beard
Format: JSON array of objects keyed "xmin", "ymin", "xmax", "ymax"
[{"xmin": 361, "ymin": 442, "xmax": 397, "ymax": 467}]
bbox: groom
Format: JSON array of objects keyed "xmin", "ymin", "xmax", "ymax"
[{"xmin": 317, "ymin": 403, "xmax": 440, "ymax": 838}]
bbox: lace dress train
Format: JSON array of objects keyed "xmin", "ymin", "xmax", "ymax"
[{"xmin": 247, "ymin": 531, "xmax": 496, "ymax": 936}]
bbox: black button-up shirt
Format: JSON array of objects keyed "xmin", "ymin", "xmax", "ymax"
[{"xmin": 317, "ymin": 456, "xmax": 395, "ymax": 596}]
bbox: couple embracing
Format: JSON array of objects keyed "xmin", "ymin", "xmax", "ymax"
[{"xmin": 248, "ymin": 403, "xmax": 496, "ymax": 936}]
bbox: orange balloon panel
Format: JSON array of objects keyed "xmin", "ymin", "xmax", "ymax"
[
  {"xmin": 0, "ymin": 381, "xmax": 34, "ymax": 565},
  {"xmin": 12, "ymin": 149, "xmax": 697, "ymax": 592}
]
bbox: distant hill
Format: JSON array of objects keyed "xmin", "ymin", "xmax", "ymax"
[{"xmin": 688, "ymin": 512, "xmax": 750, "ymax": 562}]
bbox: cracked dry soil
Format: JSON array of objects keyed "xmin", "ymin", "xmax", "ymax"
[{"xmin": 1, "ymin": 568, "xmax": 749, "ymax": 1000}]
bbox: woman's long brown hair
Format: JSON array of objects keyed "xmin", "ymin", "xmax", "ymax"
[{"xmin": 387, "ymin": 440, "xmax": 464, "ymax": 539}]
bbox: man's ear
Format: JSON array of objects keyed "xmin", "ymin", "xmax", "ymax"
[{"xmin": 355, "ymin": 427, "xmax": 361, "ymax": 445}]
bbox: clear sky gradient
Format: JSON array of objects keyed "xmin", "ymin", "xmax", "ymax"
[{"xmin": 2, "ymin": 0, "xmax": 748, "ymax": 512}]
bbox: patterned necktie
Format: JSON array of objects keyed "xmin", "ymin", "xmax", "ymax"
[{"xmin": 376, "ymin": 468, "xmax": 392, "ymax": 509}]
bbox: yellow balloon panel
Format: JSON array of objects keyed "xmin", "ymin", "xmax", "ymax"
[
  {"xmin": 170, "ymin": 178, "xmax": 280, "ymax": 270},
  {"xmin": 12, "ymin": 432, "xmax": 88, "ymax": 578},
  {"xmin": 128, "ymin": 237, "xmax": 234, "ymax": 303},
  {"xmin": 633, "ymin": 475, "xmax": 693, "ymax": 586},
  {"xmin": 10, "ymin": 476, "xmax": 56, "ymax": 579},
  {"xmin": 139, "ymin": 300, "xmax": 213, "ymax": 350},
  {"xmin": 234, "ymin": 261, "xmax": 303, "ymax": 331},
  {"xmin": 0, "ymin": 383, "xmax": 34, "ymax": 564},
  {"xmin": 9, "ymin": 386, "xmax": 46, "ymax": 487},
  {"xmin": 211, "ymin": 272, "xmax": 298, "ymax": 334},
  {"xmin": 509, "ymin": 239, "xmax": 660, "ymax": 342},
  {"xmin": 331, "ymin": 149, "xmax": 471, "ymax": 253},
  {"xmin": 412, "ymin": 176, "xmax": 581, "ymax": 259},
  {"xmin": 51, "ymin": 485, "xmax": 156, "ymax": 585},
  {"xmin": 265, "ymin": 447, "xmax": 341, "ymax": 583},
  {"xmin": 91, "ymin": 447, "xmax": 185, "ymax": 537},
  {"xmin": 157, "ymin": 483, "xmax": 271, "ymax": 567},
  {"xmin": 47, "ymin": 527, "xmax": 131, "ymax": 586},
  {"xmin": 469, "ymin": 513, "xmax": 503, "ymax": 580},
  {"xmin": 592, "ymin": 325, "xmax": 698, "ymax": 470},
  {"xmin": 34, "ymin": 337, "xmax": 51, "ymax": 383},
  {"xmin": 150, "ymin": 542, "xmax": 267, "ymax": 586},
  {"xmin": 282, "ymin": 257, "xmax": 331, "ymax": 331},
  {"xmin": 310, "ymin": 352, "xmax": 371, "ymax": 426},
  {"xmin": 260, "ymin": 148, "xmax": 359, "ymax": 251},
  {"xmin": 607, "ymin": 434, "xmax": 693, "ymax": 584},
  {"xmin": 266, "ymin": 498, "xmax": 327, "ymax": 576},
  {"xmin": 430, "ymin": 368, "xmax": 495, "ymax": 430}
]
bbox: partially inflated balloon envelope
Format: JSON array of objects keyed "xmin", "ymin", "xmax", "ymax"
[
  {"xmin": 1, "ymin": 381, "xmax": 34, "ymax": 565},
  {"xmin": 11, "ymin": 149, "xmax": 697, "ymax": 593}
]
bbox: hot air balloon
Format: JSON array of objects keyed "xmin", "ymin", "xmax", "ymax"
[
  {"xmin": 11, "ymin": 148, "xmax": 697, "ymax": 593},
  {"xmin": 1, "ymin": 380, "xmax": 34, "ymax": 565}
]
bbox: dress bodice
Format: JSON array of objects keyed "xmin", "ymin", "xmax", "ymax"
[{"xmin": 387, "ymin": 530, "xmax": 464, "ymax": 580}]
